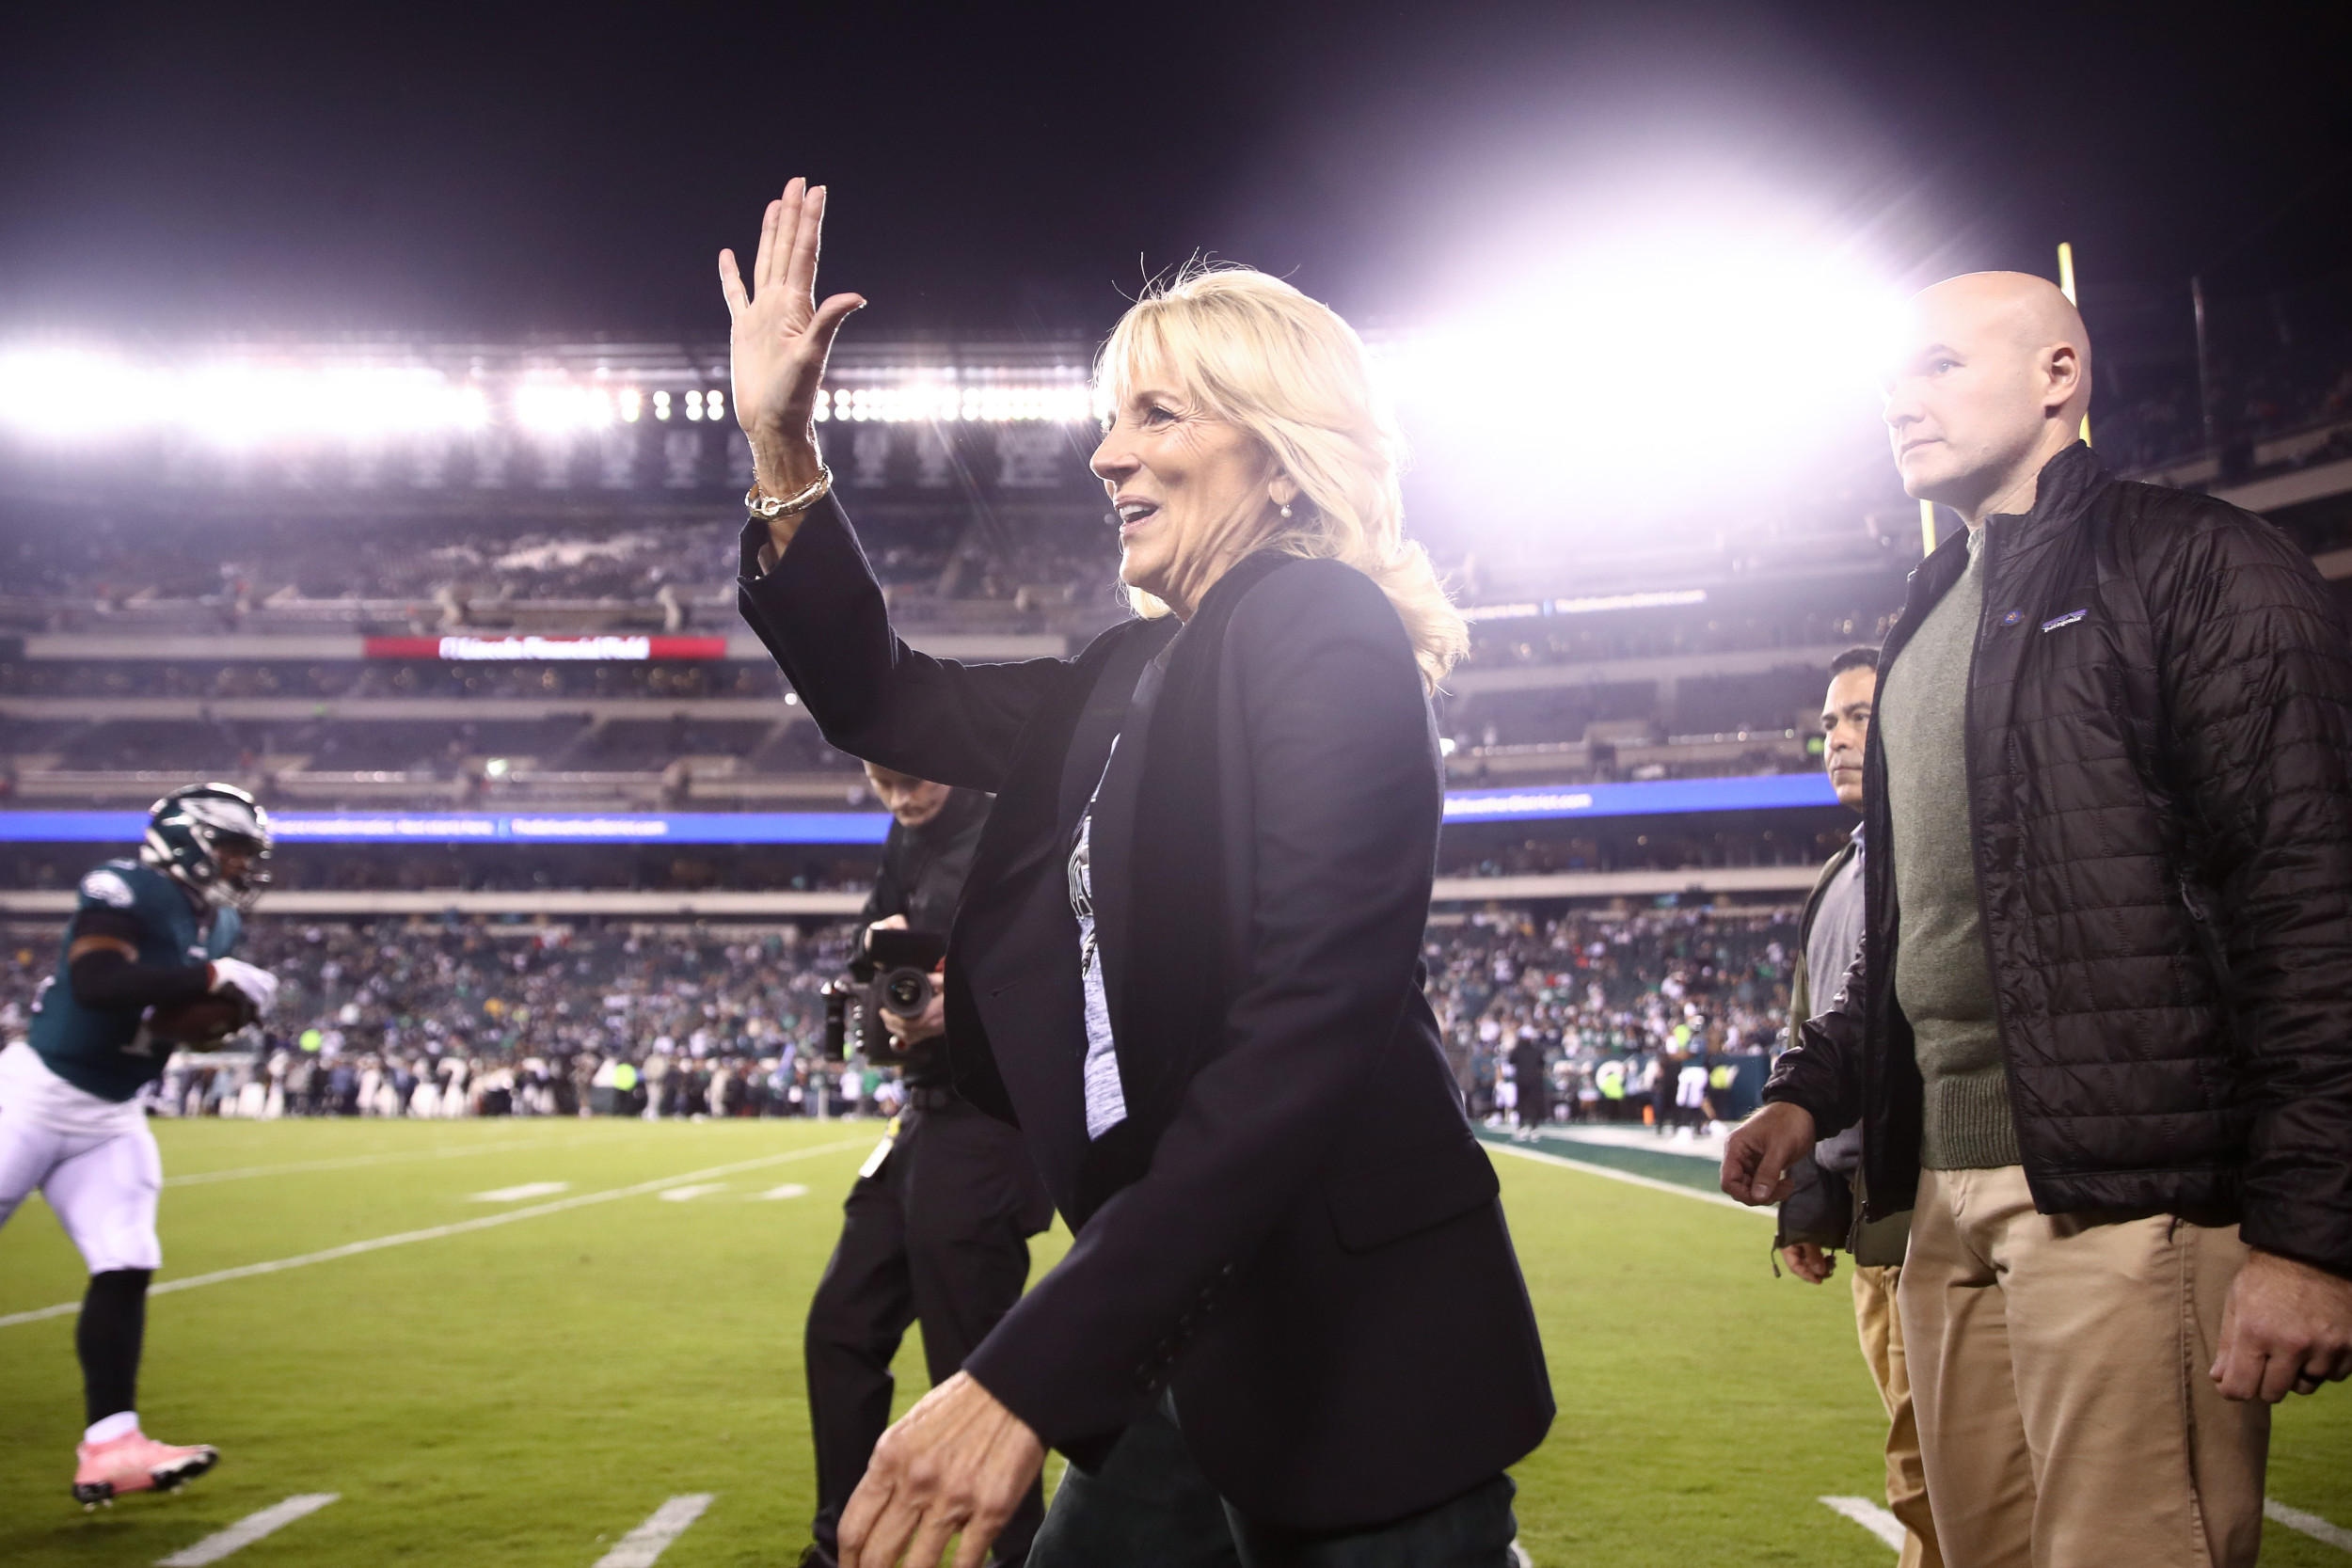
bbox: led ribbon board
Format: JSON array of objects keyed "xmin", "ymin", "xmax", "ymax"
[
  {"xmin": 0, "ymin": 811, "xmax": 893, "ymax": 845},
  {"xmin": 361, "ymin": 636, "xmax": 729, "ymax": 660},
  {"xmin": 1442, "ymin": 772, "xmax": 1838, "ymax": 821},
  {"xmin": 3, "ymin": 775, "xmax": 1839, "ymax": 845}
]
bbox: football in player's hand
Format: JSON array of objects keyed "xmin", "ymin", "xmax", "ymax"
[{"xmin": 148, "ymin": 993, "xmax": 258, "ymax": 1045}]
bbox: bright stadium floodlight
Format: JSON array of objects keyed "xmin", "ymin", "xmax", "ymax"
[
  {"xmin": 1384, "ymin": 200, "xmax": 1905, "ymax": 517},
  {"xmin": 173, "ymin": 361, "xmax": 486, "ymax": 447},
  {"xmin": 515, "ymin": 380, "xmax": 614, "ymax": 436},
  {"xmin": 0, "ymin": 347, "xmax": 161, "ymax": 439}
]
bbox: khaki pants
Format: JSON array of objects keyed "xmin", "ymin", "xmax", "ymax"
[
  {"xmin": 1853, "ymin": 1262, "xmax": 1942, "ymax": 1568},
  {"xmin": 1900, "ymin": 1165, "xmax": 2269, "ymax": 1568}
]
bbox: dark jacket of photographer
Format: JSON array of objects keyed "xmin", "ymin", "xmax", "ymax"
[
  {"xmin": 859, "ymin": 786, "xmax": 989, "ymax": 1086},
  {"xmin": 738, "ymin": 499, "xmax": 1550, "ymax": 1532}
]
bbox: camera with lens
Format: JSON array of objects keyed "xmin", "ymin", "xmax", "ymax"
[{"xmin": 822, "ymin": 927, "xmax": 947, "ymax": 1059}]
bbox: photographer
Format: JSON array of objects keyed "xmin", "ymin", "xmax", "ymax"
[{"xmin": 800, "ymin": 763, "xmax": 1053, "ymax": 1568}]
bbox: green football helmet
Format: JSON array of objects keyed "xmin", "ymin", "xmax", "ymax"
[{"xmin": 142, "ymin": 783, "xmax": 274, "ymax": 912}]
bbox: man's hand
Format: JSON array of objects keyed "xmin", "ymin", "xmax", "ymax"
[
  {"xmin": 867, "ymin": 916, "xmax": 947, "ymax": 1049},
  {"xmin": 1781, "ymin": 1242, "xmax": 1836, "ymax": 1284},
  {"xmin": 720, "ymin": 178, "xmax": 865, "ymax": 510},
  {"xmin": 839, "ymin": 1370, "xmax": 1045, "ymax": 1568},
  {"xmin": 2212, "ymin": 1247, "xmax": 2352, "ymax": 1402},
  {"xmin": 883, "ymin": 980, "xmax": 947, "ymax": 1049},
  {"xmin": 1720, "ymin": 1101, "xmax": 1817, "ymax": 1205}
]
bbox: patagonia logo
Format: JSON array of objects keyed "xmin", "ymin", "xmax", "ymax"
[
  {"xmin": 2041, "ymin": 609, "xmax": 2089, "ymax": 632},
  {"xmin": 2000, "ymin": 610, "xmax": 2025, "ymax": 626}
]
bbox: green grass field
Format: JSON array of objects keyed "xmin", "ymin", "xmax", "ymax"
[{"xmin": 1, "ymin": 1117, "xmax": 2345, "ymax": 1565}]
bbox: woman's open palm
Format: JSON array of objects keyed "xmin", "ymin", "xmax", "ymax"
[{"xmin": 720, "ymin": 178, "xmax": 864, "ymax": 488}]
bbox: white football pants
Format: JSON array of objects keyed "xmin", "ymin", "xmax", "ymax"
[{"xmin": 0, "ymin": 1109, "xmax": 164, "ymax": 1274}]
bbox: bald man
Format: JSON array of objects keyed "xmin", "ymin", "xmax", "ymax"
[{"xmin": 1724, "ymin": 273, "xmax": 2352, "ymax": 1568}]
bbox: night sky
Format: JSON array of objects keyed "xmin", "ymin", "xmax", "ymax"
[{"xmin": 1, "ymin": 2, "xmax": 2347, "ymax": 341}]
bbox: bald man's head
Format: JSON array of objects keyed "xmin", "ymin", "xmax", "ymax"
[{"xmin": 1881, "ymin": 271, "xmax": 2093, "ymax": 525}]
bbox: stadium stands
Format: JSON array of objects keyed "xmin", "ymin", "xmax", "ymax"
[{"xmin": 0, "ymin": 906, "xmax": 1800, "ymax": 1126}]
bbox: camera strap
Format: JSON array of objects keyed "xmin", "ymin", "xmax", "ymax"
[{"xmin": 858, "ymin": 1113, "xmax": 903, "ymax": 1180}]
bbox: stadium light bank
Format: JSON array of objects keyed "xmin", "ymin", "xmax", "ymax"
[{"xmin": 0, "ymin": 345, "xmax": 1108, "ymax": 447}]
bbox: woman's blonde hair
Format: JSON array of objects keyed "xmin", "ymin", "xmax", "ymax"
[{"xmin": 1097, "ymin": 264, "xmax": 1468, "ymax": 689}]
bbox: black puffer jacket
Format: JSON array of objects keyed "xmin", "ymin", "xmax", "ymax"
[{"xmin": 1766, "ymin": 443, "xmax": 2352, "ymax": 1278}]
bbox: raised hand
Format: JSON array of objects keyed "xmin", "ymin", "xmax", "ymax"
[{"xmin": 719, "ymin": 178, "xmax": 866, "ymax": 499}]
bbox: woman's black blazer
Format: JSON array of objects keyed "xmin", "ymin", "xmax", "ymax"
[{"xmin": 737, "ymin": 499, "xmax": 1551, "ymax": 1531}]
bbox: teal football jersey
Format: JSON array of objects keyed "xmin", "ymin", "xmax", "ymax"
[{"xmin": 25, "ymin": 858, "xmax": 243, "ymax": 1103}]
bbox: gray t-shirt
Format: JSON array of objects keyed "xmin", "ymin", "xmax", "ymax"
[
  {"xmin": 1878, "ymin": 526, "xmax": 2018, "ymax": 1169},
  {"xmin": 1806, "ymin": 834, "xmax": 1867, "ymax": 1174},
  {"xmin": 1070, "ymin": 750, "xmax": 1128, "ymax": 1142}
]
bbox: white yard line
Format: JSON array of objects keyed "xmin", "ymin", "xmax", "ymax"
[
  {"xmin": 164, "ymin": 1131, "xmax": 640, "ymax": 1187},
  {"xmin": 2269, "ymin": 1498, "xmax": 2352, "ymax": 1553},
  {"xmin": 1819, "ymin": 1496, "xmax": 1905, "ymax": 1552},
  {"xmin": 594, "ymin": 1494, "xmax": 716, "ymax": 1568},
  {"xmin": 752, "ymin": 1183, "xmax": 809, "ymax": 1200},
  {"xmin": 1, "ymin": 1139, "xmax": 866, "ymax": 1329},
  {"xmin": 471, "ymin": 1181, "xmax": 572, "ymax": 1202},
  {"xmin": 155, "ymin": 1493, "xmax": 340, "ymax": 1566},
  {"xmin": 1485, "ymin": 1138, "xmax": 1771, "ymax": 1215},
  {"xmin": 657, "ymin": 1183, "xmax": 729, "ymax": 1202}
]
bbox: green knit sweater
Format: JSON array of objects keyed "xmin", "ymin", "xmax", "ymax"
[{"xmin": 1878, "ymin": 526, "xmax": 2020, "ymax": 1169}]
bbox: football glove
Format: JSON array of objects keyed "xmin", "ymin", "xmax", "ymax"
[{"xmin": 207, "ymin": 957, "xmax": 279, "ymax": 1018}]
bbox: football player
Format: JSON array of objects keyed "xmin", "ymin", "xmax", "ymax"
[{"xmin": 0, "ymin": 784, "xmax": 279, "ymax": 1507}]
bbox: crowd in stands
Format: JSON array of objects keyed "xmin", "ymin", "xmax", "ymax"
[
  {"xmin": 0, "ymin": 906, "xmax": 1799, "ymax": 1129},
  {"xmin": 1426, "ymin": 907, "xmax": 1791, "ymax": 1123}
]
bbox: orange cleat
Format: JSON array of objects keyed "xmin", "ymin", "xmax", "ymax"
[{"xmin": 72, "ymin": 1430, "xmax": 218, "ymax": 1508}]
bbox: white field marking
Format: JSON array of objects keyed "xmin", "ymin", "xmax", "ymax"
[
  {"xmin": 156, "ymin": 1493, "xmax": 340, "ymax": 1566},
  {"xmin": 2269, "ymin": 1498, "xmax": 2352, "ymax": 1552},
  {"xmin": 470, "ymin": 1181, "xmax": 571, "ymax": 1202},
  {"xmin": 1509, "ymin": 1541, "xmax": 1534, "ymax": 1567},
  {"xmin": 751, "ymin": 1182, "xmax": 809, "ymax": 1200},
  {"xmin": 164, "ymin": 1130, "xmax": 641, "ymax": 1187},
  {"xmin": 594, "ymin": 1493, "xmax": 716, "ymax": 1568},
  {"xmin": 1484, "ymin": 1138, "xmax": 1771, "ymax": 1215},
  {"xmin": 0, "ymin": 1139, "xmax": 867, "ymax": 1329},
  {"xmin": 657, "ymin": 1183, "xmax": 728, "ymax": 1203},
  {"xmin": 1819, "ymin": 1496, "xmax": 1906, "ymax": 1552}
]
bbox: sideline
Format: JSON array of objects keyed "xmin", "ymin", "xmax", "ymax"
[
  {"xmin": 156, "ymin": 1493, "xmax": 340, "ymax": 1566},
  {"xmin": 1484, "ymin": 1137, "xmax": 1771, "ymax": 1215},
  {"xmin": 2267, "ymin": 1499, "xmax": 2352, "ymax": 1553},
  {"xmin": 0, "ymin": 1139, "xmax": 866, "ymax": 1329},
  {"xmin": 1819, "ymin": 1495, "xmax": 1904, "ymax": 1552},
  {"xmin": 162, "ymin": 1129, "xmax": 644, "ymax": 1187},
  {"xmin": 594, "ymin": 1494, "xmax": 716, "ymax": 1568}
]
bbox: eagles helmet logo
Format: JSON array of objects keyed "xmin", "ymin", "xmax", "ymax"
[{"xmin": 140, "ymin": 783, "xmax": 274, "ymax": 913}]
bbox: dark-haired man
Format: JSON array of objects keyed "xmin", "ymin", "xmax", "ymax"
[
  {"xmin": 1776, "ymin": 646, "xmax": 1940, "ymax": 1568},
  {"xmin": 1724, "ymin": 272, "xmax": 2352, "ymax": 1567},
  {"xmin": 0, "ymin": 784, "xmax": 278, "ymax": 1507}
]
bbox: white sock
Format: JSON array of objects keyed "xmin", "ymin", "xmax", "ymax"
[{"xmin": 85, "ymin": 1411, "xmax": 139, "ymax": 1444}]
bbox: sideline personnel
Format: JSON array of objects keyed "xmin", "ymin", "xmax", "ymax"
[
  {"xmin": 802, "ymin": 763, "xmax": 1053, "ymax": 1568},
  {"xmin": 1774, "ymin": 646, "xmax": 1940, "ymax": 1568},
  {"xmin": 1724, "ymin": 272, "xmax": 2352, "ymax": 1568}
]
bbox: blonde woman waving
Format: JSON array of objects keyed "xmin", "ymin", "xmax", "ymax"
[{"xmin": 725, "ymin": 181, "xmax": 1551, "ymax": 1568}]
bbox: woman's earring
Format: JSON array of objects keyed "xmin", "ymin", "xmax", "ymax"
[{"xmin": 1279, "ymin": 503, "xmax": 1293, "ymax": 519}]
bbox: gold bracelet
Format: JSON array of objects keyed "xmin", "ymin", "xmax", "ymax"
[{"xmin": 746, "ymin": 466, "xmax": 834, "ymax": 521}]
